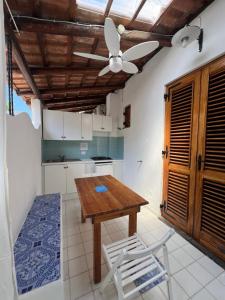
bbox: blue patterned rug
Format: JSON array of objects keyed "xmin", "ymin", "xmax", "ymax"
[{"xmin": 14, "ymin": 193, "xmax": 61, "ymax": 295}]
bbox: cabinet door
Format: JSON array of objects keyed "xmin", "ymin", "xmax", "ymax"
[
  {"xmin": 63, "ymin": 112, "xmax": 81, "ymax": 140},
  {"xmin": 95, "ymin": 164, "xmax": 113, "ymax": 176},
  {"xmin": 81, "ymin": 114, "xmax": 93, "ymax": 140},
  {"xmin": 43, "ymin": 110, "xmax": 63, "ymax": 140},
  {"xmin": 44, "ymin": 165, "xmax": 67, "ymax": 194},
  {"xmin": 93, "ymin": 115, "xmax": 102, "ymax": 131},
  {"xmin": 194, "ymin": 58, "xmax": 225, "ymax": 261},
  {"xmin": 113, "ymin": 161, "xmax": 123, "ymax": 181},
  {"xmin": 162, "ymin": 72, "xmax": 201, "ymax": 234},
  {"xmin": 102, "ymin": 116, "xmax": 112, "ymax": 132},
  {"xmin": 66, "ymin": 164, "xmax": 85, "ymax": 193}
]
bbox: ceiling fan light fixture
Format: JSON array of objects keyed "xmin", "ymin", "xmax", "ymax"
[
  {"xmin": 109, "ymin": 57, "xmax": 122, "ymax": 73},
  {"xmin": 181, "ymin": 36, "xmax": 190, "ymax": 48}
]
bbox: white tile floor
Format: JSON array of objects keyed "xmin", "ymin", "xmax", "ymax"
[{"xmin": 62, "ymin": 197, "xmax": 225, "ymax": 300}]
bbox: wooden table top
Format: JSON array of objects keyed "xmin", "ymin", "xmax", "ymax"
[{"xmin": 75, "ymin": 175, "xmax": 149, "ymax": 218}]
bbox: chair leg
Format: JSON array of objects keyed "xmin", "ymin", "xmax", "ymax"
[
  {"xmin": 100, "ymin": 270, "xmax": 113, "ymax": 292},
  {"xmin": 166, "ymin": 277, "xmax": 173, "ymax": 300},
  {"xmin": 163, "ymin": 245, "xmax": 173, "ymax": 300}
]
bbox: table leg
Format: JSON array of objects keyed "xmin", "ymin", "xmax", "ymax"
[
  {"xmin": 81, "ymin": 209, "xmax": 86, "ymax": 223},
  {"xmin": 129, "ymin": 211, "xmax": 137, "ymax": 236},
  {"xmin": 93, "ymin": 222, "xmax": 101, "ymax": 283}
]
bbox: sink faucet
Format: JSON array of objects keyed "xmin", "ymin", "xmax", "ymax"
[{"xmin": 58, "ymin": 155, "xmax": 65, "ymax": 162}]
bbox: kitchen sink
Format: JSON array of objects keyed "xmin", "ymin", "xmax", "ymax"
[{"xmin": 44, "ymin": 158, "xmax": 81, "ymax": 163}]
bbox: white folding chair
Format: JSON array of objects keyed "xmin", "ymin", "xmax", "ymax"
[{"xmin": 101, "ymin": 228, "xmax": 175, "ymax": 300}]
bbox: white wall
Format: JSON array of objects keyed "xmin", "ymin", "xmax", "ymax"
[
  {"xmin": 121, "ymin": 0, "xmax": 225, "ymax": 214},
  {"xmin": 7, "ymin": 113, "xmax": 42, "ymax": 242},
  {"xmin": 0, "ymin": 0, "xmax": 17, "ymax": 298}
]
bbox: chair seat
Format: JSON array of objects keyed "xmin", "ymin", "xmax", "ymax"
[{"xmin": 103, "ymin": 234, "xmax": 167, "ymax": 299}]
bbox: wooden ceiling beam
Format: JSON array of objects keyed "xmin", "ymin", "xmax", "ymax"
[
  {"xmin": 45, "ymin": 98, "xmax": 105, "ymax": 107},
  {"xmin": 14, "ymin": 17, "xmax": 171, "ymax": 46},
  {"xmin": 51, "ymin": 105, "xmax": 97, "ymax": 112},
  {"xmin": 104, "ymin": 0, "xmax": 113, "ymax": 17},
  {"xmin": 43, "ymin": 95, "xmax": 106, "ymax": 104},
  {"xmin": 14, "ymin": 67, "xmax": 106, "ymax": 76},
  {"xmin": 17, "ymin": 85, "xmax": 124, "ymax": 96},
  {"xmin": 39, "ymin": 85, "xmax": 123, "ymax": 95},
  {"xmin": 4, "ymin": 21, "xmax": 41, "ymax": 99},
  {"xmin": 47, "ymin": 100, "xmax": 104, "ymax": 110}
]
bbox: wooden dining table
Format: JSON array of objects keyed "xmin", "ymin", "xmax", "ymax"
[{"xmin": 75, "ymin": 175, "xmax": 149, "ymax": 283}]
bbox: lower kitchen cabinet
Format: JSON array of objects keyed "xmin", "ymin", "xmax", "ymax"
[
  {"xmin": 66, "ymin": 163, "xmax": 85, "ymax": 193},
  {"xmin": 113, "ymin": 161, "xmax": 123, "ymax": 181},
  {"xmin": 95, "ymin": 163, "xmax": 113, "ymax": 176},
  {"xmin": 44, "ymin": 160, "xmax": 123, "ymax": 195},
  {"xmin": 44, "ymin": 164, "xmax": 67, "ymax": 194},
  {"xmin": 44, "ymin": 163, "xmax": 84, "ymax": 194}
]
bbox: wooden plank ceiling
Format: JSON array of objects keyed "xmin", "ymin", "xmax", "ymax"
[{"xmin": 5, "ymin": 0, "xmax": 214, "ymax": 112}]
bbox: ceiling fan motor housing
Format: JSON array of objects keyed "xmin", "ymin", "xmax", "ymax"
[{"xmin": 109, "ymin": 55, "xmax": 122, "ymax": 73}]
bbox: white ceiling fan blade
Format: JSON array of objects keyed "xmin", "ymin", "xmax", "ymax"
[
  {"xmin": 122, "ymin": 61, "xmax": 138, "ymax": 74},
  {"xmin": 73, "ymin": 52, "xmax": 108, "ymax": 61},
  {"xmin": 104, "ymin": 18, "xmax": 120, "ymax": 56},
  {"xmin": 122, "ymin": 41, "xmax": 159, "ymax": 61},
  {"xmin": 98, "ymin": 65, "xmax": 110, "ymax": 76}
]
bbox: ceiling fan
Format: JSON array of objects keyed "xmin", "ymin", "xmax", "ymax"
[{"xmin": 73, "ymin": 18, "xmax": 159, "ymax": 76}]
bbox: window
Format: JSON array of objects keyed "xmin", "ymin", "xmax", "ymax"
[
  {"xmin": 77, "ymin": 0, "xmax": 172, "ymax": 24},
  {"xmin": 137, "ymin": 0, "xmax": 172, "ymax": 24},
  {"xmin": 77, "ymin": 0, "xmax": 108, "ymax": 13}
]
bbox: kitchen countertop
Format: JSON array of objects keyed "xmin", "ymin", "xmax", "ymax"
[{"xmin": 42, "ymin": 159, "xmax": 123, "ymax": 166}]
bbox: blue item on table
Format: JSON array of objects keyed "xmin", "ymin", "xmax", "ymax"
[{"xmin": 95, "ymin": 185, "xmax": 108, "ymax": 192}]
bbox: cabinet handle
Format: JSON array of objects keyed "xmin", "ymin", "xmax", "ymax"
[
  {"xmin": 137, "ymin": 160, "xmax": 143, "ymax": 163},
  {"xmin": 64, "ymin": 166, "xmax": 68, "ymax": 169}
]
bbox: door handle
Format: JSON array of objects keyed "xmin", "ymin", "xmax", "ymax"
[
  {"xmin": 198, "ymin": 154, "xmax": 205, "ymax": 171},
  {"xmin": 162, "ymin": 146, "xmax": 169, "ymax": 158}
]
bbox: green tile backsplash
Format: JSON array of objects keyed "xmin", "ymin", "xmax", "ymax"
[{"xmin": 42, "ymin": 136, "xmax": 124, "ymax": 161}]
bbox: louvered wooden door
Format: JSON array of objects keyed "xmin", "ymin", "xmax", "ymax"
[
  {"xmin": 162, "ymin": 72, "xmax": 201, "ymax": 234},
  {"xmin": 194, "ymin": 57, "xmax": 225, "ymax": 260}
]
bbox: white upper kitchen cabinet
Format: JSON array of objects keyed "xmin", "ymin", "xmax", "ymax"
[
  {"xmin": 44, "ymin": 164, "xmax": 67, "ymax": 194},
  {"xmin": 81, "ymin": 114, "xmax": 93, "ymax": 140},
  {"xmin": 66, "ymin": 163, "xmax": 85, "ymax": 193},
  {"xmin": 102, "ymin": 116, "xmax": 112, "ymax": 132},
  {"xmin": 63, "ymin": 112, "xmax": 81, "ymax": 140},
  {"xmin": 93, "ymin": 114, "xmax": 102, "ymax": 131},
  {"xmin": 93, "ymin": 115, "xmax": 112, "ymax": 132},
  {"xmin": 43, "ymin": 110, "xmax": 63, "ymax": 140}
]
